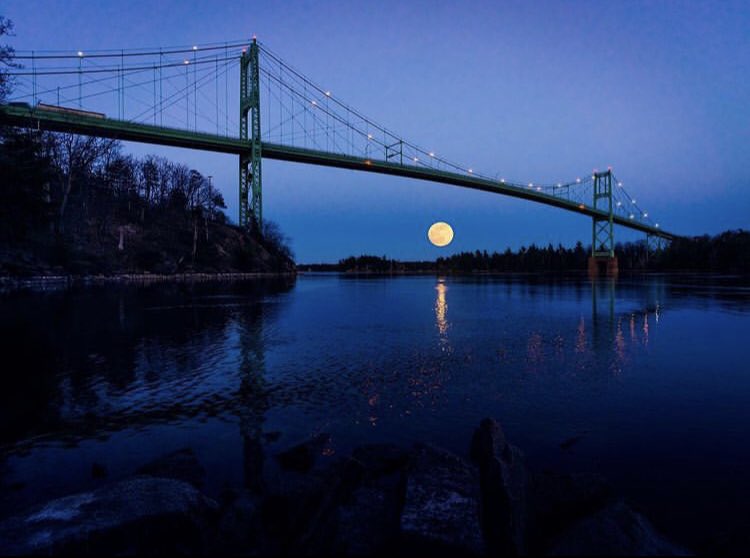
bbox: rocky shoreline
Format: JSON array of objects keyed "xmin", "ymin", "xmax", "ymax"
[{"xmin": 0, "ymin": 419, "xmax": 691, "ymax": 556}]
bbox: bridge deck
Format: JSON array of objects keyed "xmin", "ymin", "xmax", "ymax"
[{"xmin": 0, "ymin": 104, "xmax": 675, "ymax": 241}]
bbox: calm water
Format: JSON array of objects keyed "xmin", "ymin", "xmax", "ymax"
[{"xmin": 1, "ymin": 274, "xmax": 749, "ymax": 550}]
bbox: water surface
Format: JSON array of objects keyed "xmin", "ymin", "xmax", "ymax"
[{"xmin": 1, "ymin": 274, "xmax": 749, "ymax": 551}]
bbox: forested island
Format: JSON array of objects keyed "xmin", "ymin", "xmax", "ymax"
[{"xmin": 305, "ymin": 230, "xmax": 750, "ymax": 274}]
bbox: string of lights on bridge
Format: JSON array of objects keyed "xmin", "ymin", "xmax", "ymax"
[{"xmin": 6, "ymin": 38, "xmax": 658, "ymax": 230}]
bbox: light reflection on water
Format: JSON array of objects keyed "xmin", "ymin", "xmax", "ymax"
[{"xmin": 1, "ymin": 274, "xmax": 749, "ymax": 550}]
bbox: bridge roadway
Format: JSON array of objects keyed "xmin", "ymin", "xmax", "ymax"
[{"xmin": 0, "ymin": 103, "xmax": 675, "ymax": 241}]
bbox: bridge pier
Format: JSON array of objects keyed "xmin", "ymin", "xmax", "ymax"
[
  {"xmin": 588, "ymin": 256, "xmax": 619, "ymax": 277},
  {"xmin": 589, "ymin": 170, "xmax": 618, "ymax": 276}
]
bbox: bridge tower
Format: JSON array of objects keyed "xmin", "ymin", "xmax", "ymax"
[
  {"xmin": 239, "ymin": 39, "xmax": 262, "ymax": 229},
  {"xmin": 588, "ymin": 170, "xmax": 619, "ymax": 276}
]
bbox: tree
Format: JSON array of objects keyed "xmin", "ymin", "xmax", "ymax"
[
  {"xmin": 42, "ymin": 132, "xmax": 119, "ymax": 233},
  {"xmin": 262, "ymin": 219, "xmax": 293, "ymax": 261},
  {"xmin": 0, "ymin": 16, "xmax": 16, "ymax": 103}
]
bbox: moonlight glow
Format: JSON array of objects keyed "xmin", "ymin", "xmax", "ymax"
[{"xmin": 428, "ymin": 222, "xmax": 454, "ymax": 247}]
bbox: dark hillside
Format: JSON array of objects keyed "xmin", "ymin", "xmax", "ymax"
[{"xmin": 0, "ymin": 127, "xmax": 295, "ymax": 277}]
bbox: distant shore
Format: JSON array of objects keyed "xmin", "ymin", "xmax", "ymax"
[{"xmin": 0, "ymin": 271, "xmax": 297, "ymax": 291}]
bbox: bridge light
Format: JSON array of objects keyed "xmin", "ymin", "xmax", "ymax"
[
  {"xmin": 644, "ymin": 212, "xmax": 649, "ymax": 217},
  {"xmin": 429, "ymin": 152, "xmax": 435, "ymax": 157},
  {"xmin": 616, "ymin": 201, "xmax": 622, "ymax": 206},
  {"xmin": 468, "ymin": 168, "xmax": 473, "ymax": 173},
  {"xmin": 325, "ymin": 91, "xmax": 331, "ymax": 96},
  {"xmin": 655, "ymin": 223, "xmax": 660, "ymax": 228},
  {"xmin": 311, "ymin": 100, "xmax": 317, "ymax": 106},
  {"xmin": 629, "ymin": 214, "xmax": 635, "ymax": 219},
  {"xmin": 184, "ymin": 59, "xmax": 190, "ymax": 64},
  {"xmin": 528, "ymin": 183, "xmax": 533, "ymax": 188},
  {"xmin": 632, "ymin": 199, "xmax": 636, "ymax": 204},
  {"xmin": 556, "ymin": 183, "xmax": 561, "ymax": 187},
  {"xmin": 618, "ymin": 181, "xmax": 623, "ymax": 187},
  {"xmin": 413, "ymin": 157, "xmax": 419, "ymax": 162},
  {"xmin": 367, "ymin": 133, "xmax": 372, "ymax": 139},
  {"xmin": 536, "ymin": 186, "xmax": 541, "ymax": 191},
  {"xmin": 500, "ymin": 178, "xmax": 505, "ymax": 183},
  {"xmin": 576, "ymin": 177, "xmax": 581, "ymax": 183},
  {"xmin": 365, "ymin": 159, "xmax": 372, "ymax": 165},
  {"xmin": 192, "ymin": 45, "xmax": 198, "ymax": 50},
  {"xmin": 77, "ymin": 51, "xmax": 84, "ymax": 57},
  {"xmin": 578, "ymin": 204, "xmax": 585, "ymax": 209}
]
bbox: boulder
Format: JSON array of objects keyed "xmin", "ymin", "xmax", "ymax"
[
  {"xmin": 547, "ymin": 499, "xmax": 692, "ymax": 556},
  {"xmin": 470, "ymin": 418, "xmax": 529, "ymax": 555},
  {"xmin": 333, "ymin": 446, "xmax": 409, "ymax": 555},
  {"xmin": 0, "ymin": 476, "xmax": 219, "ymax": 555},
  {"xmin": 275, "ymin": 433, "xmax": 331, "ymax": 473},
  {"xmin": 351, "ymin": 443, "xmax": 410, "ymax": 478},
  {"xmin": 529, "ymin": 470, "xmax": 612, "ymax": 548},
  {"xmin": 136, "ymin": 447, "xmax": 206, "ymax": 488},
  {"xmin": 400, "ymin": 444, "xmax": 484, "ymax": 556},
  {"xmin": 215, "ymin": 491, "xmax": 264, "ymax": 555}
]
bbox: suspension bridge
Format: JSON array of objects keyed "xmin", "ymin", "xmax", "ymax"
[{"xmin": 0, "ymin": 37, "xmax": 676, "ymax": 271}]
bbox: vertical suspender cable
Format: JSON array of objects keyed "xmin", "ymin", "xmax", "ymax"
[
  {"xmin": 159, "ymin": 49, "xmax": 163, "ymax": 126},
  {"xmin": 215, "ymin": 55, "xmax": 219, "ymax": 135},
  {"xmin": 193, "ymin": 49, "xmax": 198, "ymax": 132},
  {"xmin": 78, "ymin": 54, "xmax": 82, "ymax": 107},
  {"xmin": 31, "ymin": 51, "xmax": 36, "ymax": 105}
]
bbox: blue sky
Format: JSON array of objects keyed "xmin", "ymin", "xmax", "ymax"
[{"xmin": 3, "ymin": 0, "xmax": 749, "ymax": 262}]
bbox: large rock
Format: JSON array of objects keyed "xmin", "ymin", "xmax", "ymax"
[
  {"xmin": 547, "ymin": 499, "xmax": 692, "ymax": 556},
  {"xmin": 470, "ymin": 418, "xmax": 529, "ymax": 555},
  {"xmin": 136, "ymin": 447, "xmax": 206, "ymax": 488},
  {"xmin": 528, "ymin": 470, "xmax": 612, "ymax": 550},
  {"xmin": 333, "ymin": 445, "xmax": 410, "ymax": 555},
  {"xmin": 0, "ymin": 476, "xmax": 219, "ymax": 555},
  {"xmin": 400, "ymin": 444, "xmax": 484, "ymax": 556},
  {"xmin": 215, "ymin": 491, "xmax": 264, "ymax": 555},
  {"xmin": 275, "ymin": 433, "xmax": 331, "ymax": 473}
]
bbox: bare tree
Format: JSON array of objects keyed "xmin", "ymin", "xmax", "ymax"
[
  {"xmin": 43, "ymin": 132, "xmax": 118, "ymax": 233},
  {"xmin": 0, "ymin": 16, "xmax": 17, "ymax": 103}
]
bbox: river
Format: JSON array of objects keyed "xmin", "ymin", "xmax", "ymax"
[{"xmin": 1, "ymin": 273, "xmax": 748, "ymax": 551}]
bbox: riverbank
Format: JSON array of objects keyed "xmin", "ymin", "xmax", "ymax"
[
  {"xmin": 0, "ymin": 418, "xmax": 692, "ymax": 556},
  {"xmin": 0, "ymin": 271, "xmax": 297, "ymax": 292}
]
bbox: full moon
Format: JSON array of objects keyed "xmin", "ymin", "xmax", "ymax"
[{"xmin": 427, "ymin": 221, "xmax": 454, "ymax": 247}]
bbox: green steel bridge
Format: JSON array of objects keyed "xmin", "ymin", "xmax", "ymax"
[{"xmin": 0, "ymin": 39, "xmax": 676, "ymax": 258}]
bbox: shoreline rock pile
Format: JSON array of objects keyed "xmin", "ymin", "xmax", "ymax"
[{"xmin": 0, "ymin": 419, "xmax": 691, "ymax": 556}]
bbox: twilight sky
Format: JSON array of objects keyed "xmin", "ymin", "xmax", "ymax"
[{"xmin": 3, "ymin": 0, "xmax": 749, "ymax": 262}]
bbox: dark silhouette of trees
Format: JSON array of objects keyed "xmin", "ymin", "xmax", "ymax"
[
  {"xmin": 0, "ymin": 16, "xmax": 15, "ymax": 102},
  {"xmin": 0, "ymin": 127, "xmax": 294, "ymax": 274},
  {"xmin": 321, "ymin": 232, "xmax": 750, "ymax": 274}
]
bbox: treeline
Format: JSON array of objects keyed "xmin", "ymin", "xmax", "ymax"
[
  {"xmin": 306, "ymin": 231, "xmax": 750, "ymax": 273},
  {"xmin": 0, "ymin": 127, "xmax": 294, "ymax": 275}
]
